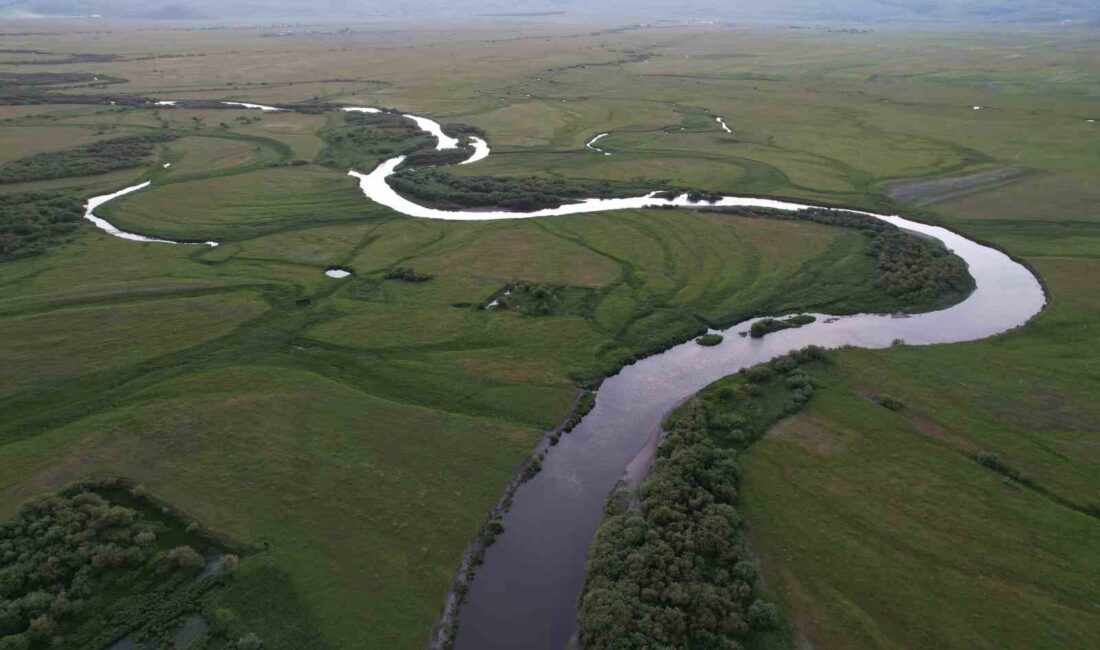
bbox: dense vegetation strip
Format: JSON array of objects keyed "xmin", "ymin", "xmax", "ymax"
[
  {"xmin": 0, "ymin": 133, "xmax": 177, "ymax": 184},
  {"xmin": 0, "ymin": 193, "xmax": 85, "ymax": 262},
  {"xmin": 0, "ymin": 479, "xmax": 262, "ymax": 650},
  {"xmin": 388, "ymin": 169, "xmax": 637, "ymax": 211},
  {"xmin": 578, "ymin": 347, "xmax": 828, "ymax": 649},
  {"xmin": 317, "ymin": 111, "xmax": 432, "ymax": 170},
  {"xmin": 709, "ymin": 206, "xmax": 976, "ymax": 310}
]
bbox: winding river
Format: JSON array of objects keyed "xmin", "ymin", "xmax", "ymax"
[
  {"xmin": 449, "ymin": 214, "xmax": 1043, "ymax": 650},
  {"xmin": 84, "ymin": 103, "xmax": 1045, "ymax": 648}
]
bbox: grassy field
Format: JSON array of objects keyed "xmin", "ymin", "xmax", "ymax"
[{"xmin": 0, "ymin": 19, "xmax": 1096, "ymax": 650}]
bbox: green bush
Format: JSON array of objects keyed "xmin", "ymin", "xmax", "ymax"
[
  {"xmin": 0, "ymin": 481, "xmax": 250, "ymax": 647},
  {"xmin": 695, "ymin": 333, "xmax": 724, "ymax": 346},
  {"xmin": 164, "ymin": 546, "xmax": 205, "ymax": 570},
  {"xmin": 748, "ymin": 599, "xmax": 781, "ymax": 630},
  {"xmin": 388, "ymin": 169, "xmax": 634, "ymax": 211},
  {"xmin": 750, "ymin": 314, "xmax": 816, "ymax": 338},
  {"xmin": 0, "ymin": 192, "xmax": 84, "ymax": 262},
  {"xmin": 383, "ymin": 266, "xmax": 434, "ymax": 283}
]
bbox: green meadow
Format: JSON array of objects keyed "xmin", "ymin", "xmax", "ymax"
[{"xmin": 0, "ymin": 21, "xmax": 1096, "ymax": 649}]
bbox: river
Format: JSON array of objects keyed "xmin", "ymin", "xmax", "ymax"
[
  {"xmin": 337, "ymin": 112, "xmax": 1043, "ymax": 650},
  {"xmin": 82, "ymin": 103, "xmax": 1046, "ymax": 649}
]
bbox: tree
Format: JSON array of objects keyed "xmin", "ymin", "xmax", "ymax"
[
  {"xmin": 26, "ymin": 616, "xmax": 55, "ymax": 641},
  {"xmin": 164, "ymin": 546, "xmax": 204, "ymax": 570}
]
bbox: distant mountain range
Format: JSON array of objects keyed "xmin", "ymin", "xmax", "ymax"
[{"xmin": 2, "ymin": 0, "xmax": 1097, "ymax": 23}]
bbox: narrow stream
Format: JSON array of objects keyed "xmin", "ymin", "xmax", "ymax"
[
  {"xmin": 585, "ymin": 132, "xmax": 611, "ymax": 155},
  {"xmin": 84, "ymin": 103, "xmax": 1045, "ymax": 648}
]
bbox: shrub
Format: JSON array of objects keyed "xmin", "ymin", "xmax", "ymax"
[
  {"xmin": 383, "ymin": 266, "xmax": 434, "ymax": 283},
  {"xmin": 233, "ymin": 633, "xmax": 264, "ymax": 649},
  {"xmin": 877, "ymin": 395, "xmax": 905, "ymax": 411},
  {"xmin": 975, "ymin": 451, "xmax": 1006, "ymax": 472},
  {"xmin": 771, "ymin": 356, "xmax": 798, "ymax": 374},
  {"xmin": 695, "ymin": 334, "xmax": 724, "ymax": 347},
  {"xmin": 218, "ymin": 554, "xmax": 240, "ymax": 575},
  {"xmin": 786, "ymin": 373, "xmax": 812, "ymax": 389},
  {"xmin": 164, "ymin": 546, "xmax": 205, "ymax": 570},
  {"xmin": 744, "ymin": 366, "xmax": 773, "ymax": 383},
  {"xmin": 0, "ymin": 192, "xmax": 84, "ymax": 262},
  {"xmin": 747, "ymin": 600, "xmax": 780, "ymax": 630},
  {"xmin": 26, "ymin": 616, "xmax": 55, "ymax": 641},
  {"xmin": 751, "ymin": 314, "xmax": 816, "ymax": 338},
  {"xmin": 523, "ymin": 457, "xmax": 543, "ymax": 480}
]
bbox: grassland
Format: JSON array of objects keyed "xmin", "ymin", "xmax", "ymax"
[{"xmin": 0, "ymin": 19, "xmax": 1096, "ymax": 650}]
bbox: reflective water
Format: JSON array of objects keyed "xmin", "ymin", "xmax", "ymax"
[
  {"xmin": 585, "ymin": 132, "xmax": 611, "ymax": 155},
  {"xmin": 461, "ymin": 136, "xmax": 491, "ymax": 165}
]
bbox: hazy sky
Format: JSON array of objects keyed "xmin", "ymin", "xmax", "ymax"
[{"xmin": 3, "ymin": 0, "xmax": 1098, "ymax": 23}]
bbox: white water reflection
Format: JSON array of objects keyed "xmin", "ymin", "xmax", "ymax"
[
  {"xmin": 325, "ymin": 269, "xmax": 351, "ymax": 279},
  {"xmin": 716, "ymin": 116, "xmax": 732, "ymax": 133},
  {"xmin": 460, "ymin": 137, "xmax": 491, "ymax": 165},
  {"xmin": 585, "ymin": 132, "xmax": 611, "ymax": 155},
  {"xmin": 222, "ymin": 101, "xmax": 283, "ymax": 112},
  {"xmin": 84, "ymin": 182, "xmax": 218, "ymax": 247},
  {"xmin": 403, "ymin": 114, "xmax": 460, "ymax": 149}
]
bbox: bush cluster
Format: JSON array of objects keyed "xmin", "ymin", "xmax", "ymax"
[
  {"xmin": 0, "ymin": 192, "xmax": 84, "ymax": 261},
  {"xmin": 868, "ymin": 230, "xmax": 972, "ymax": 304},
  {"xmin": 0, "ymin": 480, "xmax": 255, "ymax": 649},
  {"xmin": 315, "ymin": 111, "xmax": 429, "ymax": 169},
  {"xmin": 388, "ymin": 169, "xmax": 627, "ymax": 211},
  {"xmin": 579, "ymin": 407, "xmax": 776, "ymax": 648},
  {"xmin": 0, "ymin": 487, "xmax": 205, "ymax": 647},
  {"xmin": 578, "ymin": 346, "xmax": 829, "ymax": 648},
  {"xmin": 562, "ymin": 391, "xmax": 597, "ymax": 434},
  {"xmin": 0, "ymin": 133, "xmax": 177, "ymax": 184},
  {"xmin": 383, "ymin": 266, "xmax": 434, "ymax": 283},
  {"xmin": 975, "ymin": 451, "xmax": 1033, "ymax": 486},
  {"xmin": 749, "ymin": 314, "xmax": 815, "ymax": 338}
]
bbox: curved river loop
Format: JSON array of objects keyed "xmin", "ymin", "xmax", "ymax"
[{"xmin": 84, "ymin": 102, "xmax": 1046, "ymax": 650}]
